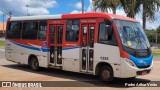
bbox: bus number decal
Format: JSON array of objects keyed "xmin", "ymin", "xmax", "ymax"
[{"xmin": 100, "ymin": 57, "xmax": 109, "ymax": 60}]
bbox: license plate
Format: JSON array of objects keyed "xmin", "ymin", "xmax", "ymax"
[{"xmin": 142, "ymin": 71, "xmax": 147, "ymax": 75}]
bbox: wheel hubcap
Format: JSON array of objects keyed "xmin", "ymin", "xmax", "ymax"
[
  {"xmin": 102, "ymin": 70, "xmax": 110, "ymax": 79},
  {"xmin": 32, "ymin": 60, "xmax": 38, "ymax": 69}
]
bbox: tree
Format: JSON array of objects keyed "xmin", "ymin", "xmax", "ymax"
[
  {"xmin": 94, "ymin": 0, "xmax": 121, "ymax": 14},
  {"xmin": 121, "ymin": 0, "xmax": 160, "ymax": 30},
  {"xmin": 141, "ymin": 0, "xmax": 160, "ymax": 30},
  {"xmin": 120, "ymin": 0, "xmax": 141, "ymax": 18},
  {"xmin": 157, "ymin": 26, "xmax": 160, "ymax": 34},
  {"xmin": 94, "ymin": 0, "xmax": 141, "ymax": 18},
  {"xmin": 94, "ymin": 0, "xmax": 160, "ymax": 31}
]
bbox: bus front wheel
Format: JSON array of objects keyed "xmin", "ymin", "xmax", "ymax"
[
  {"xmin": 98, "ymin": 66, "xmax": 113, "ymax": 82},
  {"xmin": 30, "ymin": 57, "xmax": 39, "ymax": 71}
]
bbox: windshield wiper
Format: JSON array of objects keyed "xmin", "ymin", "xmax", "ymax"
[
  {"xmin": 135, "ymin": 36, "xmax": 148, "ymax": 49},
  {"xmin": 140, "ymin": 37, "xmax": 149, "ymax": 49}
]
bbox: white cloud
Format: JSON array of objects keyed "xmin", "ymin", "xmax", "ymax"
[
  {"xmin": 70, "ymin": 10, "xmax": 81, "ymax": 14},
  {"xmin": 0, "ymin": 11, "xmax": 3, "ymax": 15},
  {"xmin": 0, "ymin": 0, "xmax": 57, "ymax": 16},
  {"xmin": 116, "ymin": 9, "xmax": 126, "ymax": 16},
  {"xmin": 28, "ymin": 7, "xmax": 49, "ymax": 15},
  {"xmin": 87, "ymin": 0, "xmax": 93, "ymax": 12},
  {"xmin": 71, "ymin": 1, "xmax": 83, "ymax": 14},
  {"xmin": 74, "ymin": 2, "xmax": 82, "ymax": 9},
  {"xmin": 145, "ymin": 13, "xmax": 160, "ymax": 30},
  {"xmin": 104, "ymin": 8, "xmax": 126, "ymax": 16}
]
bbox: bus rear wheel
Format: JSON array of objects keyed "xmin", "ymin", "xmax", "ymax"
[
  {"xmin": 98, "ymin": 66, "xmax": 113, "ymax": 82},
  {"xmin": 30, "ymin": 57, "xmax": 39, "ymax": 71}
]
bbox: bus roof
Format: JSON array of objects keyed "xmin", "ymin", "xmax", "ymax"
[
  {"xmin": 9, "ymin": 12, "xmax": 138, "ymax": 22},
  {"xmin": 62, "ymin": 13, "xmax": 138, "ymax": 22}
]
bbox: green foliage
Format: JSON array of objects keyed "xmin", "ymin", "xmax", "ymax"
[
  {"xmin": 147, "ymin": 34, "xmax": 156, "ymax": 42},
  {"xmin": 120, "ymin": 0, "xmax": 141, "ymax": 18},
  {"xmin": 94, "ymin": 0, "xmax": 121, "ymax": 14},
  {"xmin": 94, "ymin": 0, "xmax": 160, "ymax": 30},
  {"xmin": 157, "ymin": 35, "xmax": 160, "ymax": 43},
  {"xmin": 156, "ymin": 26, "xmax": 160, "ymax": 34},
  {"xmin": 142, "ymin": 0, "xmax": 160, "ymax": 21},
  {"xmin": 152, "ymin": 49, "xmax": 160, "ymax": 56},
  {"xmin": 153, "ymin": 52, "xmax": 160, "ymax": 56},
  {"xmin": 0, "ymin": 41, "xmax": 5, "ymax": 46},
  {"xmin": 142, "ymin": 0, "xmax": 160, "ymax": 29},
  {"xmin": 146, "ymin": 30, "xmax": 160, "ymax": 43}
]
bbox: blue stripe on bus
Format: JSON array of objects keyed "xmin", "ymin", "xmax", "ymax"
[
  {"xmin": 12, "ymin": 41, "xmax": 42, "ymax": 51},
  {"xmin": 11, "ymin": 41, "xmax": 81, "ymax": 52},
  {"xmin": 62, "ymin": 46, "xmax": 81, "ymax": 50},
  {"xmin": 41, "ymin": 48, "xmax": 50, "ymax": 52},
  {"xmin": 130, "ymin": 54, "xmax": 153, "ymax": 66}
]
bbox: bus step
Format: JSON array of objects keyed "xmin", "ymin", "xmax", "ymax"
[{"xmin": 48, "ymin": 65, "xmax": 62, "ymax": 69}]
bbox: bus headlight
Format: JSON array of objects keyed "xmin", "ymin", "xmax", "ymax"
[{"xmin": 126, "ymin": 59, "xmax": 136, "ymax": 67}]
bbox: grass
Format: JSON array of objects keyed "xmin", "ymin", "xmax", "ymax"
[
  {"xmin": 152, "ymin": 49, "xmax": 160, "ymax": 56},
  {"xmin": 0, "ymin": 41, "xmax": 5, "ymax": 46}
]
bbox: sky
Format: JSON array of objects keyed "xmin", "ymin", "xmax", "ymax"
[{"xmin": 0, "ymin": 0, "xmax": 160, "ymax": 30}]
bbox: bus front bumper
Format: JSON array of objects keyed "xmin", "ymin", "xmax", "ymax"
[{"xmin": 119, "ymin": 58, "xmax": 153, "ymax": 78}]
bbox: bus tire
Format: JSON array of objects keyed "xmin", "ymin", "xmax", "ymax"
[
  {"xmin": 30, "ymin": 57, "xmax": 39, "ymax": 71},
  {"xmin": 98, "ymin": 65, "xmax": 113, "ymax": 82}
]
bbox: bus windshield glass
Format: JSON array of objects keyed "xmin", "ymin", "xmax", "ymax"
[{"xmin": 113, "ymin": 20, "xmax": 150, "ymax": 50}]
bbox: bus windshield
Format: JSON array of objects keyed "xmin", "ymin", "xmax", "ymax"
[{"xmin": 113, "ymin": 20, "xmax": 150, "ymax": 50}]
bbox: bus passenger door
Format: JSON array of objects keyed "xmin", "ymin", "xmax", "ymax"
[
  {"xmin": 49, "ymin": 25, "xmax": 63, "ymax": 66},
  {"xmin": 56, "ymin": 25, "xmax": 63, "ymax": 66},
  {"xmin": 81, "ymin": 24, "xmax": 95, "ymax": 73}
]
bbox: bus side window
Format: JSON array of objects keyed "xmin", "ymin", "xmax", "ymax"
[
  {"xmin": 57, "ymin": 26, "xmax": 63, "ymax": 44},
  {"xmin": 66, "ymin": 19, "xmax": 80, "ymax": 42},
  {"xmin": 7, "ymin": 21, "xmax": 22, "ymax": 39},
  {"xmin": 90, "ymin": 26, "xmax": 94, "ymax": 48},
  {"xmin": 50, "ymin": 26, "xmax": 55, "ymax": 44},
  {"xmin": 38, "ymin": 21, "xmax": 47, "ymax": 40},
  {"xmin": 98, "ymin": 22, "xmax": 117, "ymax": 46},
  {"xmin": 98, "ymin": 23, "xmax": 108, "ymax": 43},
  {"xmin": 22, "ymin": 21, "xmax": 38, "ymax": 40}
]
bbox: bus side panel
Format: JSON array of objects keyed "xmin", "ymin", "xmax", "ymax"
[
  {"xmin": 37, "ymin": 55, "xmax": 49, "ymax": 68},
  {"xmin": 62, "ymin": 47, "xmax": 80, "ymax": 72},
  {"xmin": 5, "ymin": 39, "xmax": 49, "ymax": 68},
  {"xmin": 5, "ymin": 40, "xmax": 25, "ymax": 63},
  {"xmin": 94, "ymin": 43, "xmax": 121, "ymax": 77}
]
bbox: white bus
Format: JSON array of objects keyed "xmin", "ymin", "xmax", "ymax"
[{"xmin": 5, "ymin": 13, "xmax": 153, "ymax": 81}]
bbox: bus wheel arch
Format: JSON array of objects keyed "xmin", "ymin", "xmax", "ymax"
[
  {"xmin": 28, "ymin": 54, "xmax": 39, "ymax": 71},
  {"xmin": 95, "ymin": 62, "xmax": 114, "ymax": 81}
]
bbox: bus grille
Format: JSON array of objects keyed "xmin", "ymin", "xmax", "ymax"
[
  {"xmin": 134, "ymin": 49, "xmax": 151, "ymax": 58},
  {"xmin": 137, "ymin": 65, "xmax": 150, "ymax": 69}
]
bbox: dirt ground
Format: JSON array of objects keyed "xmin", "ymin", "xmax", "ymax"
[{"xmin": 0, "ymin": 47, "xmax": 160, "ymax": 90}]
